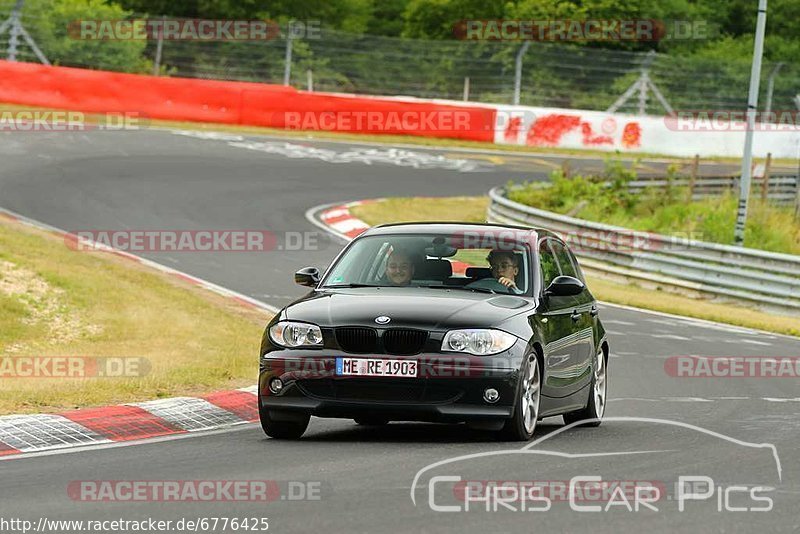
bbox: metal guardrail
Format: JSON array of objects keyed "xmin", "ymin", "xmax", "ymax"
[
  {"xmin": 487, "ymin": 187, "xmax": 800, "ymax": 313},
  {"xmin": 627, "ymin": 174, "xmax": 799, "ymax": 205}
]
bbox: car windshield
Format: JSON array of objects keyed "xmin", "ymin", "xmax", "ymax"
[{"xmin": 321, "ymin": 232, "xmax": 532, "ymax": 295}]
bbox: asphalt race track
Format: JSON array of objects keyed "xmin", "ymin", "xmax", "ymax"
[{"xmin": 1, "ymin": 129, "xmax": 799, "ymax": 533}]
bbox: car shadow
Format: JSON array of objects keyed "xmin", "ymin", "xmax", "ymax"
[{"xmin": 298, "ymin": 418, "xmax": 565, "ymax": 444}]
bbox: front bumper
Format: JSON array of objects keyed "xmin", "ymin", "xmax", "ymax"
[{"xmin": 258, "ymin": 342, "xmax": 527, "ymax": 422}]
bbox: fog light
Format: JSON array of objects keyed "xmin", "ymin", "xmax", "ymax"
[
  {"xmin": 483, "ymin": 388, "xmax": 500, "ymax": 403},
  {"xmin": 269, "ymin": 378, "xmax": 284, "ymax": 394}
]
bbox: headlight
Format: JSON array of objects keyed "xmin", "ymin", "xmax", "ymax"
[
  {"xmin": 441, "ymin": 329, "xmax": 516, "ymax": 355},
  {"xmin": 269, "ymin": 321, "xmax": 323, "ymax": 348}
]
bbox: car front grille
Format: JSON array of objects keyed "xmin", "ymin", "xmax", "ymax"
[
  {"xmin": 335, "ymin": 327, "xmax": 377, "ymax": 353},
  {"xmin": 383, "ymin": 328, "xmax": 428, "ymax": 355}
]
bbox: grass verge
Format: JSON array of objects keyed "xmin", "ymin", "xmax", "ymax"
[
  {"xmin": 350, "ymin": 197, "xmax": 800, "ymax": 337},
  {"xmin": 0, "ymin": 214, "xmax": 269, "ymax": 414}
]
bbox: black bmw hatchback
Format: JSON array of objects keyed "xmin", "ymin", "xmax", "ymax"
[{"xmin": 258, "ymin": 223, "xmax": 609, "ymax": 440}]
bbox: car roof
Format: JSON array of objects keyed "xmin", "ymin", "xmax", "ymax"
[{"xmin": 360, "ymin": 222, "xmax": 562, "ymax": 241}]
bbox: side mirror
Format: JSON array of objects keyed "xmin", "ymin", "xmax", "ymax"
[
  {"xmin": 544, "ymin": 275, "xmax": 585, "ymax": 297},
  {"xmin": 295, "ymin": 267, "xmax": 320, "ymax": 287}
]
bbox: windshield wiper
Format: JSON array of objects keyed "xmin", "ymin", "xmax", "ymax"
[{"xmin": 421, "ymin": 285, "xmax": 496, "ymax": 295}]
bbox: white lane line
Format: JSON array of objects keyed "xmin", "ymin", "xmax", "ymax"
[
  {"xmin": 615, "ymin": 351, "xmax": 640, "ymax": 356},
  {"xmin": 646, "ymin": 319, "xmax": 681, "ymax": 326},
  {"xmin": 603, "ymin": 320, "xmax": 636, "ymax": 326},
  {"xmin": 599, "ymin": 301, "xmax": 800, "ymax": 341},
  {"xmin": 612, "ymin": 396, "xmax": 800, "ymax": 403},
  {"xmin": 604, "ymin": 330, "xmax": 624, "ymax": 336},
  {"xmin": 652, "ymin": 334, "xmax": 691, "ymax": 341},
  {"xmin": 740, "ymin": 339, "xmax": 773, "ymax": 346}
]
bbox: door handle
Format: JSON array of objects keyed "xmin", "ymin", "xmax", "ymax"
[
  {"xmin": 571, "ymin": 311, "xmax": 582, "ymax": 322},
  {"xmin": 590, "ymin": 307, "xmax": 599, "ymax": 317}
]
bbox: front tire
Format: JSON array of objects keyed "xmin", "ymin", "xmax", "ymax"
[
  {"xmin": 563, "ymin": 347, "xmax": 607, "ymax": 427},
  {"xmin": 499, "ymin": 353, "xmax": 541, "ymax": 441},
  {"xmin": 259, "ymin": 398, "xmax": 310, "ymax": 439}
]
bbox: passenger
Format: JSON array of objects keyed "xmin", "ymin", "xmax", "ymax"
[{"xmin": 383, "ymin": 248, "xmax": 415, "ymax": 286}]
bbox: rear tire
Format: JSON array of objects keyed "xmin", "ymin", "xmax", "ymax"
[
  {"xmin": 499, "ymin": 353, "xmax": 541, "ymax": 441},
  {"xmin": 563, "ymin": 348, "xmax": 607, "ymax": 427},
  {"xmin": 259, "ymin": 398, "xmax": 310, "ymax": 439}
]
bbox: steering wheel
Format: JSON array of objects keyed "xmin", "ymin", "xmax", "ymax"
[{"xmin": 465, "ymin": 278, "xmax": 517, "ymax": 294}]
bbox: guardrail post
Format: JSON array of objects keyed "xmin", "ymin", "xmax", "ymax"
[
  {"xmin": 761, "ymin": 152, "xmax": 772, "ymax": 201},
  {"xmin": 689, "ymin": 154, "xmax": 699, "ymax": 198},
  {"xmin": 795, "ymin": 177, "xmax": 800, "ymax": 219}
]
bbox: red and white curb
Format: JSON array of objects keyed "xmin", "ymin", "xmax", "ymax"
[
  {"xmin": 312, "ymin": 199, "xmax": 376, "ymax": 240},
  {"xmin": 0, "ymin": 387, "xmax": 259, "ymax": 457},
  {"xmin": 0, "ymin": 208, "xmax": 276, "ymax": 458}
]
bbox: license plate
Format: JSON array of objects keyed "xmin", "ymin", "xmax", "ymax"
[{"xmin": 335, "ymin": 358, "xmax": 418, "ymax": 378}]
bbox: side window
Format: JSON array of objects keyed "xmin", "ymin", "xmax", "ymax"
[
  {"xmin": 549, "ymin": 240, "xmax": 578, "ymax": 279},
  {"xmin": 567, "ymin": 249, "xmax": 586, "ymax": 283},
  {"xmin": 538, "ymin": 240, "xmax": 560, "ymax": 290}
]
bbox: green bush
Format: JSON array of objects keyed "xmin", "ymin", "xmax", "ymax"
[
  {"xmin": 23, "ymin": 0, "xmax": 151, "ymax": 73},
  {"xmin": 507, "ymin": 162, "xmax": 800, "ymax": 255}
]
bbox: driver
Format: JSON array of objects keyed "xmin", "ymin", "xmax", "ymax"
[
  {"xmin": 383, "ymin": 248, "xmax": 415, "ymax": 286},
  {"xmin": 488, "ymin": 250, "xmax": 520, "ymax": 291},
  {"xmin": 465, "ymin": 249, "xmax": 523, "ymax": 294}
]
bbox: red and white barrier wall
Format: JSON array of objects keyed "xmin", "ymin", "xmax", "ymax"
[
  {"xmin": 1, "ymin": 60, "xmax": 798, "ymax": 158},
  {"xmin": 0, "ymin": 60, "xmax": 495, "ymax": 143},
  {"xmin": 493, "ymin": 105, "xmax": 800, "ymax": 158}
]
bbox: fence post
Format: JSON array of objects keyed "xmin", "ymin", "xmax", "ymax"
[
  {"xmin": 764, "ymin": 63, "xmax": 783, "ymax": 117},
  {"xmin": 689, "ymin": 154, "xmax": 699, "ymax": 198},
  {"xmin": 5, "ymin": 0, "xmax": 23, "ymax": 61},
  {"xmin": 513, "ymin": 42, "xmax": 530, "ymax": 105},
  {"xmin": 152, "ymin": 16, "xmax": 165, "ymax": 76},
  {"xmin": 283, "ymin": 24, "xmax": 294, "ymax": 86},
  {"xmin": 761, "ymin": 152, "xmax": 772, "ymax": 201},
  {"xmin": 463, "ymin": 77, "xmax": 470, "ymax": 101},
  {"xmin": 306, "ymin": 69, "xmax": 313, "ymax": 92}
]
